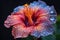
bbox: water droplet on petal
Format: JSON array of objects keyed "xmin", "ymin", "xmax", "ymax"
[{"xmin": 50, "ymin": 16, "xmax": 56, "ymax": 23}]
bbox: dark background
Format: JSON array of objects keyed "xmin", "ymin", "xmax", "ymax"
[{"xmin": 0, "ymin": 0, "xmax": 60, "ymax": 40}]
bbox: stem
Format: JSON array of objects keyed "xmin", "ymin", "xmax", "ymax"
[
  {"xmin": 34, "ymin": 38, "xmax": 37, "ymax": 40},
  {"xmin": 33, "ymin": 37, "xmax": 42, "ymax": 40},
  {"xmin": 33, "ymin": 37, "xmax": 38, "ymax": 40}
]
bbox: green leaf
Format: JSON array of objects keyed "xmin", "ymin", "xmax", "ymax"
[
  {"xmin": 56, "ymin": 15, "xmax": 60, "ymax": 40},
  {"xmin": 42, "ymin": 35, "xmax": 56, "ymax": 40}
]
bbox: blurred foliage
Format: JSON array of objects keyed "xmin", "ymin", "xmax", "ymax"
[
  {"xmin": 56, "ymin": 15, "xmax": 60, "ymax": 40},
  {"xmin": 42, "ymin": 35, "xmax": 56, "ymax": 40},
  {"xmin": 20, "ymin": 15, "xmax": 60, "ymax": 40}
]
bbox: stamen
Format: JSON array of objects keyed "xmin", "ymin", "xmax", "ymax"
[{"xmin": 24, "ymin": 4, "xmax": 34, "ymax": 25}]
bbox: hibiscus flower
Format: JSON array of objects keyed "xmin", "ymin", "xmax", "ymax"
[{"xmin": 4, "ymin": 0, "xmax": 57, "ymax": 39}]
